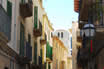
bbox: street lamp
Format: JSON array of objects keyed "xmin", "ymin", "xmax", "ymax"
[
  {"xmin": 82, "ymin": 23, "xmax": 95, "ymax": 38},
  {"xmin": 81, "ymin": 23, "xmax": 95, "ymax": 53}
]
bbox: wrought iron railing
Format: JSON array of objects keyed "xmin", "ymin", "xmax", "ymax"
[
  {"xmin": 88, "ymin": 2, "xmax": 104, "ymax": 28},
  {"xmin": 20, "ymin": 0, "xmax": 33, "ymax": 18}
]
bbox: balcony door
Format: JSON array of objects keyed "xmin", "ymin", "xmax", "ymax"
[
  {"xmin": 20, "ymin": 23, "xmax": 25, "ymax": 56},
  {"xmin": 34, "ymin": 42, "xmax": 37, "ymax": 64}
]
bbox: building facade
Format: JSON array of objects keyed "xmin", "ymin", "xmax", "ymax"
[
  {"xmin": 74, "ymin": 0, "xmax": 104, "ymax": 69},
  {"xmin": 72, "ymin": 21, "xmax": 79, "ymax": 69},
  {"xmin": 54, "ymin": 30, "xmax": 72, "ymax": 57},
  {"xmin": 42, "ymin": 14, "xmax": 54, "ymax": 69},
  {"xmin": 53, "ymin": 36, "xmax": 68, "ymax": 69},
  {"xmin": 0, "ymin": 0, "xmax": 33, "ymax": 69}
]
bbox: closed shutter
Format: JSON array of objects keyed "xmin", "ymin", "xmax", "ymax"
[
  {"xmin": 48, "ymin": 64, "xmax": 50, "ymax": 69},
  {"xmin": 34, "ymin": 42, "xmax": 37, "ymax": 64},
  {"xmin": 34, "ymin": 6, "xmax": 38, "ymax": 29},
  {"xmin": 20, "ymin": 23, "xmax": 25, "ymax": 56},
  {"xmin": 7, "ymin": 0, "xmax": 12, "ymax": 18},
  {"xmin": 46, "ymin": 42, "xmax": 52, "ymax": 60}
]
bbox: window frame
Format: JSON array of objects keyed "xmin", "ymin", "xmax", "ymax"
[
  {"xmin": 61, "ymin": 32, "xmax": 63, "ymax": 38},
  {"xmin": 58, "ymin": 32, "xmax": 60, "ymax": 38}
]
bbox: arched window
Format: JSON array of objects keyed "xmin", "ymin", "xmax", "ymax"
[
  {"xmin": 61, "ymin": 32, "xmax": 63, "ymax": 38},
  {"xmin": 58, "ymin": 32, "xmax": 60, "ymax": 38}
]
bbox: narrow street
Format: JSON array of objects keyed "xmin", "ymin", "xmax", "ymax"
[{"xmin": 0, "ymin": 0, "xmax": 104, "ymax": 69}]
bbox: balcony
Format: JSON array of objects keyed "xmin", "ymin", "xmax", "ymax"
[
  {"xmin": 20, "ymin": 2, "xmax": 32, "ymax": 18},
  {"xmin": 79, "ymin": 0, "xmax": 92, "ymax": 21},
  {"xmin": 40, "ymin": 33, "xmax": 47, "ymax": 45},
  {"xmin": 79, "ymin": 21, "xmax": 88, "ymax": 29},
  {"xmin": 77, "ymin": 47, "xmax": 90, "ymax": 66},
  {"xmin": 33, "ymin": 21, "xmax": 42, "ymax": 37},
  {"xmin": 0, "ymin": 32, "xmax": 19, "ymax": 58},
  {"xmin": 79, "ymin": 2, "xmax": 104, "ymax": 29},
  {"xmin": 92, "ymin": 32, "xmax": 104, "ymax": 58},
  {"xmin": 31, "ymin": 64, "xmax": 43, "ymax": 69},
  {"xmin": 17, "ymin": 42, "xmax": 32, "ymax": 64}
]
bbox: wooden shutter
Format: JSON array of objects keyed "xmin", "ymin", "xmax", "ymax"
[
  {"xmin": 7, "ymin": 0, "xmax": 12, "ymax": 18},
  {"xmin": 34, "ymin": 42, "xmax": 37, "ymax": 64},
  {"xmin": 34, "ymin": 6, "xmax": 38, "ymax": 29}
]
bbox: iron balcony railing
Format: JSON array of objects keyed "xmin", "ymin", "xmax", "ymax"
[
  {"xmin": 20, "ymin": 1, "xmax": 33, "ymax": 18},
  {"xmin": 33, "ymin": 21, "xmax": 42, "ymax": 37},
  {"xmin": 40, "ymin": 33, "xmax": 47, "ymax": 45},
  {"xmin": 79, "ymin": 1, "xmax": 104, "ymax": 29}
]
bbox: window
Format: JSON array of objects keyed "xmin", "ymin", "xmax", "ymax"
[
  {"xmin": 20, "ymin": 23, "xmax": 25, "ymax": 56},
  {"xmin": 7, "ymin": 0, "xmax": 12, "ymax": 18},
  {"xmin": 71, "ymin": 50, "xmax": 72, "ymax": 55},
  {"xmin": 51, "ymin": 32, "xmax": 53, "ymax": 37},
  {"xmin": 61, "ymin": 32, "xmax": 63, "ymax": 38},
  {"xmin": 10, "ymin": 60, "xmax": 14, "ymax": 69},
  {"xmin": 58, "ymin": 32, "xmax": 60, "ymax": 37},
  {"xmin": 34, "ymin": 42, "xmax": 37, "ymax": 64},
  {"xmin": 71, "ymin": 37, "xmax": 72, "ymax": 49},
  {"xmin": 34, "ymin": 6, "xmax": 38, "ymax": 29},
  {"xmin": 28, "ymin": 34, "xmax": 31, "ymax": 44}
]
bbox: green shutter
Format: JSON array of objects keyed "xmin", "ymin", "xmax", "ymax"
[
  {"xmin": 34, "ymin": 43, "xmax": 37, "ymax": 64},
  {"xmin": 46, "ymin": 42, "xmax": 52, "ymax": 60},
  {"xmin": 48, "ymin": 64, "xmax": 50, "ymax": 69},
  {"xmin": 7, "ymin": 0, "xmax": 12, "ymax": 18},
  {"xmin": 20, "ymin": 23, "xmax": 25, "ymax": 56},
  {"xmin": 34, "ymin": 6, "xmax": 38, "ymax": 29}
]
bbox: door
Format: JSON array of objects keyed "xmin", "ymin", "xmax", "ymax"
[
  {"xmin": 20, "ymin": 23, "xmax": 25, "ymax": 56},
  {"xmin": 34, "ymin": 42, "xmax": 37, "ymax": 64}
]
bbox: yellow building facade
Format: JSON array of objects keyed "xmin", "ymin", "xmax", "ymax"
[
  {"xmin": 53, "ymin": 36, "xmax": 68, "ymax": 69},
  {"xmin": 42, "ymin": 14, "xmax": 54, "ymax": 69}
]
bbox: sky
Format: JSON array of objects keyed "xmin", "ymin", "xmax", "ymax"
[{"xmin": 43, "ymin": 0, "xmax": 78, "ymax": 30}]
